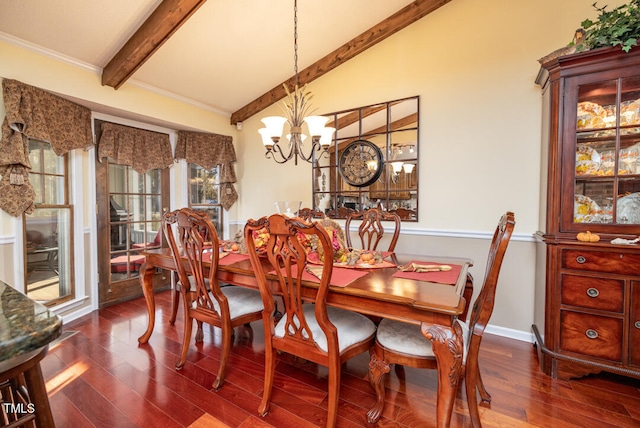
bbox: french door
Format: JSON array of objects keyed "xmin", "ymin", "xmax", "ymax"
[{"xmin": 95, "ymin": 124, "xmax": 170, "ymax": 307}]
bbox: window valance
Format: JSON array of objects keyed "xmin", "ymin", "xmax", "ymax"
[
  {"xmin": 0, "ymin": 78, "xmax": 93, "ymax": 216},
  {"xmin": 98, "ymin": 122, "xmax": 173, "ymax": 174},
  {"xmin": 1, "ymin": 79, "xmax": 93, "ymax": 156},
  {"xmin": 175, "ymin": 130, "xmax": 238, "ymax": 210}
]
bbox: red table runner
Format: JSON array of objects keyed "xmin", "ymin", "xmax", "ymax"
[
  {"xmin": 270, "ymin": 265, "xmax": 368, "ymax": 288},
  {"xmin": 218, "ymin": 252, "xmax": 250, "ymax": 265}
]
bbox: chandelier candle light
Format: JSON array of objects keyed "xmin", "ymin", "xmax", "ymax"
[{"xmin": 258, "ymin": 0, "xmax": 335, "ymax": 165}]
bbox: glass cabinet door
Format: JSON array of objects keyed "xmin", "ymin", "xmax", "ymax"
[{"xmin": 568, "ymin": 74, "xmax": 640, "ymax": 231}]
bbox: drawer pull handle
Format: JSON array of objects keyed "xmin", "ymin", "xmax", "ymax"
[
  {"xmin": 576, "ymin": 256, "xmax": 586, "ymax": 264},
  {"xmin": 586, "ymin": 329, "xmax": 598, "ymax": 339},
  {"xmin": 635, "ymin": 321, "xmax": 640, "ymax": 329},
  {"xmin": 586, "ymin": 288, "xmax": 599, "ymax": 298}
]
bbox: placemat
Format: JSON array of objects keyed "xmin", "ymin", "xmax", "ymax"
[
  {"xmin": 392, "ymin": 261, "xmax": 461, "ymax": 285},
  {"xmin": 270, "ymin": 265, "xmax": 368, "ymax": 288}
]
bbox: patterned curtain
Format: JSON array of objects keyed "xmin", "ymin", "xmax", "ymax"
[
  {"xmin": 175, "ymin": 131, "xmax": 238, "ymax": 210},
  {"xmin": 0, "ymin": 79, "xmax": 93, "ymax": 216},
  {"xmin": 97, "ymin": 122, "xmax": 173, "ymax": 174}
]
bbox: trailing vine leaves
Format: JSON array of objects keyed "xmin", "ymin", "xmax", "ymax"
[{"xmin": 579, "ymin": 1, "xmax": 640, "ymax": 52}]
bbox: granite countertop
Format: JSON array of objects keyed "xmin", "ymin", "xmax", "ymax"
[{"xmin": 0, "ymin": 281, "xmax": 62, "ymax": 361}]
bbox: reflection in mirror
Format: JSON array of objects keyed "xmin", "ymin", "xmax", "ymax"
[{"xmin": 312, "ymin": 96, "xmax": 419, "ymax": 221}]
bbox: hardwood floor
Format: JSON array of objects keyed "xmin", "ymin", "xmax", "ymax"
[{"xmin": 41, "ymin": 290, "xmax": 640, "ymax": 427}]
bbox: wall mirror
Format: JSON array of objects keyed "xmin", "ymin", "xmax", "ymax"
[{"xmin": 312, "ymin": 95, "xmax": 419, "ymax": 221}]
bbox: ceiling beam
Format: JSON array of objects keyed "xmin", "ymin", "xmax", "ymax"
[
  {"xmin": 102, "ymin": 0, "xmax": 207, "ymax": 89},
  {"xmin": 230, "ymin": 0, "xmax": 452, "ymax": 125}
]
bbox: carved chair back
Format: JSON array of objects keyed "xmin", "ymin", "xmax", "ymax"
[{"xmin": 345, "ymin": 207, "xmax": 401, "ymax": 252}]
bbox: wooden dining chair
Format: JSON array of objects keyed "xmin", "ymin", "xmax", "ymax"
[
  {"xmin": 345, "ymin": 207, "xmax": 401, "ymax": 252},
  {"xmin": 162, "ymin": 208, "xmax": 264, "ymax": 390},
  {"xmin": 298, "ymin": 207, "xmax": 325, "ymax": 221},
  {"xmin": 326, "ymin": 206, "xmax": 356, "ymax": 219},
  {"xmin": 389, "ymin": 207, "xmax": 416, "ymax": 220},
  {"xmin": 367, "ymin": 211, "xmax": 515, "ymax": 427},
  {"xmin": 167, "ymin": 222, "xmax": 210, "ymax": 326},
  {"xmin": 245, "ymin": 214, "xmax": 377, "ymax": 428}
]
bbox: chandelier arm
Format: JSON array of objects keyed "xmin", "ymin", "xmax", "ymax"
[
  {"xmin": 267, "ymin": 142, "xmax": 294, "ymax": 164},
  {"xmin": 319, "ymin": 148, "xmax": 331, "ymax": 160},
  {"xmin": 296, "ymin": 139, "xmax": 319, "ymax": 163}
]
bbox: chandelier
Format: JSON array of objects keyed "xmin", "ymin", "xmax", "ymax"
[
  {"xmin": 258, "ymin": 0, "xmax": 335, "ymax": 165},
  {"xmin": 390, "ymin": 144, "xmax": 415, "ymax": 182}
]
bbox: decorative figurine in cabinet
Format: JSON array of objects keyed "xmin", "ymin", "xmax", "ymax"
[{"xmin": 534, "ymin": 45, "xmax": 640, "ymax": 381}]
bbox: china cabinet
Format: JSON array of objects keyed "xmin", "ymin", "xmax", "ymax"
[{"xmin": 534, "ymin": 46, "xmax": 640, "ymax": 380}]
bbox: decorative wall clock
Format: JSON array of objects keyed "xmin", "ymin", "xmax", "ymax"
[{"xmin": 338, "ymin": 140, "xmax": 383, "ymax": 187}]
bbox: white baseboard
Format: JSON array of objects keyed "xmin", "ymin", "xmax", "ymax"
[{"xmin": 485, "ymin": 324, "xmax": 534, "ymax": 343}]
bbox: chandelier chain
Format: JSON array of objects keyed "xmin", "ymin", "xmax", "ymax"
[
  {"xmin": 293, "ymin": 0, "xmax": 299, "ymax": 87},
  {"xmin": 258, "ymin": 0, "xmax": 335, "ymax": 165}
]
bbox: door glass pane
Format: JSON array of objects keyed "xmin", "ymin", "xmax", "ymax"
[
  {"xmin": 109, "ymin": 164, "xmax": 163, "ymax": 281},
  {"xmin": 147, "ymin": 195, "xmax": 162, "ymax": 220},
  {"xmin": 188, "ymin": 164, "xmax": 223, "ymax": 235},
  {"xmin": 109, "ymin": 164, "xmax": 127, "ymax": 192},
  {"xmin": 145, "ymin": 169, "xmax": 161, "ymax": 193},
  {"xmin": 129, "ymin": 168, "xmax": 143, "ymax": 193}
]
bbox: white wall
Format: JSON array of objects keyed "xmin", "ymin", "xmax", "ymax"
[{"xmin": 0, "ymin": 0, "xmax": 630, "ymax": 337}]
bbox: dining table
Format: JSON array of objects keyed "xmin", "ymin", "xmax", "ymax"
[{"xmin": 137, "ymin": 247, "xmax": 473, "ymax": 428}]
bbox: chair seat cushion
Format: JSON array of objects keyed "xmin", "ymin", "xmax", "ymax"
[
  {"xmin": 377, "ymin": 318, "xmax": 470, "ymax": 361},
  {"xmin": 194, "ymin": 286, "xmax": 263, "ymax": 320},
  {"xmin": 182, "ymin": 276, "xmax": 210, "ymax": 291},
  {"xmin": 110, "ymin": 254, "xmax": 146, "ymax": 273},
  {"xmin": 275, "ymin": 304, "xmax": 376, "ymax": 353}
]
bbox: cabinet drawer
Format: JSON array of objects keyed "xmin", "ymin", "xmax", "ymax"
[
  {"xmin": 562, "ymin": 249, "xmax": 640, "ymax": 276},
  {"xmin": 630, "ymin": 282, "xmax": 640, "ymax": 367},
  {"xmin": 560, "ymin": 310, "xmax": 622, "ymax": 362},
  {"xmin": 560, "ymin": 274, "xmax": 624, "ymax": 312}
]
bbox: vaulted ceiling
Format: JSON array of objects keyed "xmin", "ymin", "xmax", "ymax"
[{"xmin": 0, "ymin": 0, "xmax": 451, "ymax": 124}]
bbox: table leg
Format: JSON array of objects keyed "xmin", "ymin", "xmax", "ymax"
[
  {"xmin": 138, "ymin": 261, "xmax": 156, "ymax": 344},
  {"xmin": 422, "ymin": 322, "xmax": 464, "ymax": 428},
  {"xmin": 367, "ymin": 346, "xmax": 391, "ymax": 423}
]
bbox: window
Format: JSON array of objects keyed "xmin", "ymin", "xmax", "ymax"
[
  {"xmin": 24, "ymin": 139, "xmax": 74, "ymax": 305},
  {"xmin": 188, "ymin": 164, "xmax": 223, "ymax": 234}
]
